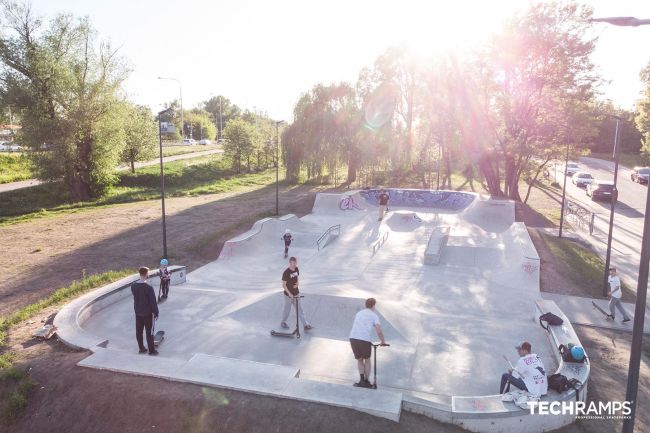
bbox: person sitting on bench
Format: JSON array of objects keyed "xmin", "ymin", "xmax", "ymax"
[{"xmin": 499, "ymin": 341, "xmax": 548, "ymax": 397}]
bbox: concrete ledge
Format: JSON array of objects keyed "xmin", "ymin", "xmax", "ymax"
[
  {"xmin": 283, "ymin": 379, "xmax": 402, "ymax": 421},
  {"xmin": 424, "ymin": 226, "xmax": 450, "ymax": 265},
  {"xmin": 54, "ymin": 266, "xmax": 186, "ymax": 351},
  {"xmin": 78, "ymin": 349, "xmax": 403, "ymax": 422}
]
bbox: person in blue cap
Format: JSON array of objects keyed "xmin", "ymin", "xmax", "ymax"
[{"xmin": 159, "ymin": 258, "xmax": 171, "ymax": 300}]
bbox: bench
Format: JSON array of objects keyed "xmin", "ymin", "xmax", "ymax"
[
  {"xmin": 424, "ymin": 226, "xmax": 450, "ymax": 265},
  {"xmin": 449, "ymin": 300, "xmax": 589, "ymax": 426}
]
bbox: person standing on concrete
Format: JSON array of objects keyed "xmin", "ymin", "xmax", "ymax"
[
  {"xmin": 377, "ymin": 189, "xmax": 390, "ymax": 221},
  {"xmin": 499, "ymin": 341, "xmax": 547, "ymax": 396},
  {"xmin": 607, "ymin": 267, "xmax": 631, "ymax": 323},
  {"xmin": 159, "ymin": 258, "xmax": 171, "ymax": 300},
  {"xmin": 282, "ymin": 229, "xmax": 294, "ymax": 259},
  {"xmin": 349, "ymin": 298, "xmax": 386, "ymax": 388},
  {"xmin": 280, "ymin": 257, "xmax": 312, "ymax": 331},
  {"xmin": 131, "ymin": 267, "xmax": 159, "ymax": 355}
]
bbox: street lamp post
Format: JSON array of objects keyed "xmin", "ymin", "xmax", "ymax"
[
  {"xmin": 602, "ymin": 115, "xmax": 622, "ymax": 297},
  {"xmin": 158, "ymin": 107, "xmax": 173, "ymax": 259},
  {"xmin": 590, "ymin": 16, "xmax": 650, "ymax": 433},
  {"xmin": 275, "ymin": 120, "xmax": 285, "ymax": 215},
  {"xmin": 158, "ymin": 77, "xmax": 183, "ymax": 139}
]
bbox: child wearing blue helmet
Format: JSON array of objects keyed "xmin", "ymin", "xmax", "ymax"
[{"xmin": 159, "ymin": 259, "xmax": 171, "ymax": 300}]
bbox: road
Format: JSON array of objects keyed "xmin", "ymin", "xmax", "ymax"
[
  {"xmin": 0, "ymin": 148, "xmax": 223, "ymax": 193},
  {"xmin": 553, "ymin": 156, "xmax": 646, "ymax": 294}
]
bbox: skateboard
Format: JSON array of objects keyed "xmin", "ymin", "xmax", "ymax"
[
  {"xmin": 152, "ymin": 318, "xmax": 165, "ymax": 346},
  {"xmin": 153, "ymin": 330, "xmax": 165, "ymax": 346},
  {"xmin": 591, "ymin": 301, "xmax": 612, "ymax": 320}
]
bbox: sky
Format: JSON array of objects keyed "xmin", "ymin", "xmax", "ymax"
[{"xmin": 30, "ymin": 0, "xmax": 650, "ymax": 121}]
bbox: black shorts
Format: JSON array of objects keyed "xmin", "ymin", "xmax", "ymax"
[{"xmin": 349, "ymin": 338, "xmax": 371, "ymax": 360}]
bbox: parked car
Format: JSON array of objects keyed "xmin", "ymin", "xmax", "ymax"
[
  {"xmin": 630, "ymin": 166, "xmax": 650, "ymax": 185},
  {"xmin": 572, "ymin": 171, "xmax": 594, "ymax": 187},
  {"xmin": 199, "ymin": 139, "xmax": 212, "ymax": 145},
  {"xmin": 587, "ymin": 181, "xmax": 617, "ymax": 202},
  {"xmin": 182, "ymin": 139, "xmax": 196, "ymax": 145},
  {"xmin": 565, "ymin": 162, "xmax": 580, "ymax": 176}
]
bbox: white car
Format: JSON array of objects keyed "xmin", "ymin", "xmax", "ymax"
[
  {"xmin": 182, "ymin": 139, "xmax": 196, "ymax": 146},
  {"xmin": 565, "ymin": 162, "xmax": 580, "ymax": 176},
  {"xmin": 572, "ymin": 171, "xmax": 594, "ymax": 187},
  {"xmin": 199, "ymin": 139, "xmax": 212, "ymax": 145}
]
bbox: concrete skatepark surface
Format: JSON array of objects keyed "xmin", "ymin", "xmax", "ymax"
[
  {"xmin": 59, "ymin": 189, "xmax": 578, "ymax": 429},
  {"xmin": 79, "ymin": 190, "xmax": 551, "ymax": 393}
]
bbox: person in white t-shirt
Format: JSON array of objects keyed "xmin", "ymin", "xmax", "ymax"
[
  {"xmin": 607, "ymin": 267, "xmax": 630, "ymax": 322},
  {"xmin": 349, "ymin": 298, "xmax": 386, "ymax": 388},
  {"xmin": 499, "ymin": 341, "xmax": 548, "ymax": 397}
]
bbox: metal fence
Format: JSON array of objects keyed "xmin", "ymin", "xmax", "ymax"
[{"xmin": 564, "ymin": 200, "xmax": 595, "ymax": 234}]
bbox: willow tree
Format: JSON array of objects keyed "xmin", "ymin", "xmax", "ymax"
[{"xmin": 0, "ymin": 2, "xmax": 128, "ymax": 200}]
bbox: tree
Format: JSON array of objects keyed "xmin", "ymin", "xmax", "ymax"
[
  {"xmin": 120, "ymin": 104, "xmax": 158, "ymax": 173},
  {"xmin": 470, "ymin": 1, "xmax": 599, "ymax": 200},
  {"xmin": 636, "ymin": 63, "xmax": 650, "ymax": 161},
  {"xmin": 0, "ymin": 2, "xmax": 128, "ymax": 200},
  {"xmin": 203, "ymin": 95, "xmax": 241, "ymax": 139},
  {"xmin": 185, "ymin": 109, "xmax": 217, "ymax": 141},
  {"xmin": 223, "ymin": 118, "xmax": 254, "ymax": 172}
]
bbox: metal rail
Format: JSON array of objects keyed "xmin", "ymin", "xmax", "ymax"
[{"xmin": 317, "ymin": 224, "xmax": 341, "ymax": 250}]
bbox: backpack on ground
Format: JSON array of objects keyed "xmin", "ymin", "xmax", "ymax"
[{"xmin": 539, "ymin": 312, "xmax": 563, "ymax": 330}]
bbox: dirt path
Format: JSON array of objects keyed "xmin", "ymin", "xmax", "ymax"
[{"xmin": 0, "ymin": 183, "xmax": 327, "ymax": 317}]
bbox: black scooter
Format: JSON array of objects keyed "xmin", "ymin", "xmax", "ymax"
[
  {"xmin": 354, "ymin": 342, "xmax": 390, "ymax": 389},
  {"xmin": 271, "ymin": 295, "xmax": 305, "ymax": 339}
]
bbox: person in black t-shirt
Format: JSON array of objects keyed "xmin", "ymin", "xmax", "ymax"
[
  {"xmin": 280, "ymin": 257, "xmax": 312, "ymax": 331},
  {"xmin": 130, "ymin": 266, "xmax": 159, "ymax": 355},
  {"xmin": 282, "ymin": 229, "xmax": 293, "ymax": 258},
  {"xmin": 377, "ymin": 189, "xmax": 390, "ymax": 221}
]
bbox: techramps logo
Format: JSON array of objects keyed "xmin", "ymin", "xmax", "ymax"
[{"xmin": 528, "ymin": 400, "xmax": 632, "ymax": 420}]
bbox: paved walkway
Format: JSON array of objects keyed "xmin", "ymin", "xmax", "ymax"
[
  {"xmin": 541, "ymin": 292, "xmax": 650, "ymax": 334},
  {"xmin": 0, "ymin": 148, "xmax": 223, "ymax": 193}
]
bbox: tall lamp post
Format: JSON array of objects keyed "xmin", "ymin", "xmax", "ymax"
[
  {"xmin": 275, "ymin": 120, "xmax": 285, "ymax": 215},
  {"xmin": 158, "ymin": 107, "xmax": 173, "ymax": 259},
  {"xmin": 590, "ymin": 15, "xmax": 650, "ymax": 433},
  {"xmin": 601, "ymin": 114, "xmax": 622, "ymax": 297},
  {"xmin": 158, "ymin": 77, "xmax": 184, "ymax": 139}
]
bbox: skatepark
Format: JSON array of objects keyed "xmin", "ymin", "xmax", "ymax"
[{"xmin": 54, "ymin": 189, "xmax": 590, "ymax": 432}]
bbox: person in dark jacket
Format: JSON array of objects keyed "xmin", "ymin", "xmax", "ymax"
[{"xmin": 131, "ymin": 266, "xmax": 159, "ymax": 355}]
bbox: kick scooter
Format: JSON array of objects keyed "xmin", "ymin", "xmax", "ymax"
[
  {"xmin": 271, "ymin": 295, "xmax": 305, "ymax": 339},
  {"xmin": 354, "ymin": 342, "xmax": 390, "ymax": 389}
]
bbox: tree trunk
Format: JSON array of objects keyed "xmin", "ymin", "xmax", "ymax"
[
  {"xmin": 478, "ymin": 153, "xmax": 503, "ymax": 197},
  {"xmin": 130, "ymin": 159, "xmax": 135, "ymax": 174}
]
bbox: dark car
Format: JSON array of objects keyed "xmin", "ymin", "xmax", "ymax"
[
  {"xmin": 587, "ymin": 181, "xmax": 617, "ymax": 202},
  {"xmin": 630, "ymin": 166, "xmax": 650, "ymax": 185}
]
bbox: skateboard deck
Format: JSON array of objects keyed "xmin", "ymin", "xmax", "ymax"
[
  {"xmin": 592, "ymin": 301, "xmax": 611, "ymax": 319},
  {"xmin": 153, "ymin": 330, "xmax": 165, "ymax": 346}
]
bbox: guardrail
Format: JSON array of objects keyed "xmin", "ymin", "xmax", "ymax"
[
  {"xmin": 317, "ymin": 224, "xmax": 341, "ymax": 250},
  {"xmin": 372, "ymin": 231, "xmax": 389, "ymax": 255}
]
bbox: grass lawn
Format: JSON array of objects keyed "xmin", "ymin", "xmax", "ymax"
[
  {"xmin": 161, "ymin": 144, "xmax": 220, "ymax": 157},
  {"xmin": 0, "ymin": 269, "xmax": 134, "ymax": 423},
  {"xmin": 538, "ymin": 233, "xmax": 634, "ymax": 301},
  {"xmin": 0, "ymin": 154, "xmax": 34, "ymax": 184},
  {"xmin": 588, "ymin": 151, "xmax": 649, "ymax": 169},
  {"xmin": 0, "ymin": 155, "xmax": 278, "ymax": 224}
]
